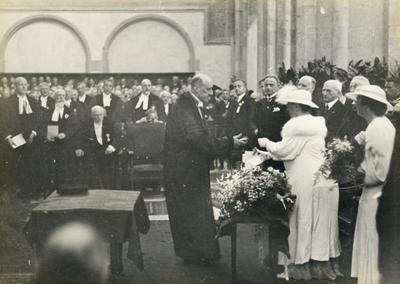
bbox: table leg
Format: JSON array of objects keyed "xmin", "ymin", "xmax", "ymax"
[
  {"xmin": 110, "ymin": 243, "xmax": 123, "ymax": 275},
  {"xmin": 231, "ymin": 223, "xmax": 237, "ymax": 283}
]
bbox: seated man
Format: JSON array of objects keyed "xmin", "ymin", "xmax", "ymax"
[
  {"xmin": 136, "ymin": 108, "xmax": 164, "ymax": 124},
  {"xmin": 74, "ymin": 106, "xmax": 120, "ymax": 189}
]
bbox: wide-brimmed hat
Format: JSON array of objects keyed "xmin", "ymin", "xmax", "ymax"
[
  {"xmin": 346, "ymin": 85, "xmax": 392, "ymax": 109},
  {"xmin": 276, "ymin": 89, "xmax": 319, "ymax": 108}
]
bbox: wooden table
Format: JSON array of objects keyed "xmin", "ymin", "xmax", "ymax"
[{"xmin": 25, "ymin": 190, "xmax": 150, "ymax": 275}]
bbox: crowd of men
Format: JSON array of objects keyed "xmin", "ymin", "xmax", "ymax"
[{"xmin": 0, "ymin": 73, "xmax": 398, "ymax": 201}]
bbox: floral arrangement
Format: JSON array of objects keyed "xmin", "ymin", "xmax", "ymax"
[
  {"xmin": 214, "ymin": 166, "xmax": 295, "ymax": 218},
  {"xmin": 318, "ymin": 135, "xmax": 365, "ymax": 185}
]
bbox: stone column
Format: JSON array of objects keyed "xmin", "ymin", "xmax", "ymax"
[
  {"xmin": 265, "ymin": 0, "xmax": 277, "ymax": 74},
  {"xmin": 332, "ymin": 0, "xmax": 349, "ymax": 69}
]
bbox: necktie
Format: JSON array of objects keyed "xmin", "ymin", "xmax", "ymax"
[{"xmin": 322, "ymin": 104, "xmax": 329, "ymax": 116}]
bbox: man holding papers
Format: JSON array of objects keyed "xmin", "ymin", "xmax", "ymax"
[
  {"xmin": 40, "ymin": 89, "xmax": 75, "ymax": 196},
  {"xmin": 2, "ymin": 77, "xmax": 40, "ymax": 200}
]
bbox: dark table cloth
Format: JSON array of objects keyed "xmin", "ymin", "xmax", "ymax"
[{"xmin": 25, "ymin": 190, "xmax": 150, "ymax": 270}]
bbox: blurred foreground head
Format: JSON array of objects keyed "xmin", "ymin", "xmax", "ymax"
[{"xmin": 36, "ymin": 222, "xmax": 108, "ymax": 282}]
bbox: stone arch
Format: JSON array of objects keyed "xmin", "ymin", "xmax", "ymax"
[
  {"xmin": 103, "ymin": 14, "xmax": 196, "ymax": 72},
  {"xmin": 0, "ymin": 14, "xmax": 91, "ymax": 72}
]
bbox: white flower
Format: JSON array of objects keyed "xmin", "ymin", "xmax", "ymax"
[{"xmin": 267, "ymin": 167, "xmax": 274, "ymax": 172}]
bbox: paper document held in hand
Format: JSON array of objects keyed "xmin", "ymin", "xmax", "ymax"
[
  {"xmin": 11, "ymin": 134, "xmax": 26, "ymax": 149},
  {"xmin": 47, "ymin": 125, "xmax": 59, "ymax": 138}
]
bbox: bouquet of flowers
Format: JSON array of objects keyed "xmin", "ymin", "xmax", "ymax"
[
  {"xmin": 215, "ymin": 166, "xmax": 295, "ymax": 218},
  {"xmin": 318, "ymin": 135, "xmax": 365, "ymax": 186}
]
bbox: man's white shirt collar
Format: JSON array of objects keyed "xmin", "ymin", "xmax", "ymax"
[
  {"xmin": 237, "ymin": 93, "xmax": 246, "ymax": 102},
  {"xmin": 327, "ymin": 98, "xmax": 338, "ymax": 110}
]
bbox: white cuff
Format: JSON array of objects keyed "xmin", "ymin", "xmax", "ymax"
[{"xmin": 107, "ymin": 145, "xmax": 116, "ymax": 152}]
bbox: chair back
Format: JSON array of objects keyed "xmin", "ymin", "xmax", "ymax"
[{"xmin": 125, "ymin": 122, "xmax": 166, "ymax": 164}]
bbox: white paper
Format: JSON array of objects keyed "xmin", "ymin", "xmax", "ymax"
[
  {"xmin": 11, "ymin": 134, "xmax": 26, "ymax": 149},
  {"xmin": 242, "ymin": 150, "xmax": 254, "ymax": 163},
  {"xmin": 244, "ymin": 155, "xmax": 265, "ymax": 169},
  {"xmin": 47, "ymin": 125, "xmax": 59, "ymax": 138}
]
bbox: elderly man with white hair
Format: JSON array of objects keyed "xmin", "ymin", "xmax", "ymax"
[
  {"xmin": 74, "ymin": 106, "xmax": 120, "ymax": 189},
  {"xmin": 317, "ymin": 80, "xmax": 347, "ymax": 143},
  {"xmin": 2, "ymin": 77, "xmax": 41, "ymax": 200},
  {"xmin": 129, "ymin": 79, "xmax": 163, "ymax": 122},
  {"xmin": 158, "ymin": 90, "xmax": 172, "ymax": 122},
  {"xmin": 40, "ymin": 89, "xmax": 76, "ymax": 197},
  {"xmin": 164, "ymin": 73, "xmax": 247, "ymax": 264},
  {"xmin": 335, "ymin": 76, "xmax": 369, "ymax": 140}
]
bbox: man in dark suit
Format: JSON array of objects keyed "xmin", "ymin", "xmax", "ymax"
[
  {"xmin": 336, "ymin": 77, "xmax": 369, "ymax": 140},
  {"xmin": 2, "ymin": 77, "xmax": 41, "ymax": 199},
  {"xmin": 317, "ymin": 80, "xmax": 347, "ymax": 143},
  {"xmin": 77, "ymin": 82, "xmax": 92, "ymax": 105},
  {"xmin": 40, "ymin": 89, "xmax": 77, "ymax": 196},
  {"xmin": 38, "ymin": 82, "xmax": 55, "ymax": 117},
  {"xmin": 129, "ymin": 79, "xmax": 163, "ymax": 122},
  {"xmin": 212, "ymin": 89, "xmax": 231, "ymax": 169},
  {"xmin": 252, "ymin": 74, "xmax": 290, "ymax": 172},
  {"xmin": 89, "ymin": 79, "xmax": 120, "ymax": 120},
  {"xmin": 224, "ymin": 79, "xmax": 255, "ymax": 167},
  {"xmin": 158, "ymin": 90, "xmax": 172, "ymax": 123},
  {"xmin": 164, "ymin": 73, "xmax": 246, "ymax": 264},
  {"xmin": 74, "ymin": 106, "xmax": 119, "ymax": 189}
]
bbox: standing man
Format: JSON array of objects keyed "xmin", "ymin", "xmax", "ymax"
[
  {"xmin": 385, "ymin": 77, "xmax": 400, "ymax": 125},
  {"xmin": 224, "ymin": 79, "xmax": 255, "ymax": 167},
  {"xmin": 164, "ymin": 74, "xmax": 246, "ymax": 264},
  {"xmin": 89, "ymin": 79, "xmax": 120, "ymax": 119},
  {"xmin": 317, "ymin": 80, "xmax": 347, "ymax": 143},
  {"xmin": 336, "ymin": 76, "xmax": 369, "ymax": 140},
  {"xmin": 252, "ymin": 75, "xmax": 289, "ymax": 172},
  {"xmin": 38, "ymin": 82, "xmax": 55, "ymax": 116},
  {"xmin": 2, "ymin": 77, "xmax": 41, "ymax": 199},
  {"xmin": 77, "ymin": 82, "xmax": 92, "ymax": 105},
  {"xmin": 129, "ymin": 79, "xmax": 162, "ymax": 122},
  {"xmin": 297, "ymin": 75, "xmax": 323, "ymax": 111},
  {"xmin": 158, "ymin": 90, "xmax": 172, "ymax": 123}
]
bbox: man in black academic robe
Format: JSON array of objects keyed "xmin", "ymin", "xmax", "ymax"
[
  {"xmin": 2, "ymin": 77, "xmax": 41, "ymax": 199},
  {"xmin": 129, "ymin": 79, "xmax": 163, "ymax": 122},
  {"xmin": 89, "ymin": 79, "xmax": 120, "ymax": 120},
  {"xmin": 163, "ymin": 74, "xmax": 246, "ymax": 263}
]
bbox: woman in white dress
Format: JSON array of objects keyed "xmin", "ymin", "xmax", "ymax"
[
  {"xmin": 346, "ymin": 85, "xmax": 396, "ymax": 284},
  {"xmin": 258, "ymin": 89, "xmax": 341, "ymax": 280}
]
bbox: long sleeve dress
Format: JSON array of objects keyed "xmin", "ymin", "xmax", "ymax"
[
  {"xmin": 351, "ymin": 116, "xmax": 396, "ymax": 284},
  {"xmin": 265, "ymin": 114, "xmax": 341, "ymax": 264}
]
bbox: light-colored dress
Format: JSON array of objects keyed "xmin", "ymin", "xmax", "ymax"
[
  {"xmin": 351, "ymin": 116, "xmax": 395, "ymax": 284},
  {"xmin": 266, "ymin": 114, "xmax": 341, "ymax": 264}
]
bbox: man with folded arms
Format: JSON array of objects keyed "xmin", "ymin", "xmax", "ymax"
[{"xmin": 2, "ymin": 77, "xmax": 41, "ymax": 200}]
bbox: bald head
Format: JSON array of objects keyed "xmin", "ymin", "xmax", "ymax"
[
  {"xmin": 298, "ymin": 76, "xmax": 316, "ymax": 93},
  {"xmin": 191, "ymin": 74, "xmax": 213, "ymax": 102},
  {"xmin": 349, "ymin": 76, "xmax": 370, "ymax": 92}
]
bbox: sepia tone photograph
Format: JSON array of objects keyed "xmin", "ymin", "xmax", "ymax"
[{"xmin": 0, "ymin": 0, "xmax": 399, "ymax": 283}]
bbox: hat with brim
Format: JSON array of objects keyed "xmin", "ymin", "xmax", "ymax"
[
  {"xmin": 346, "ymin": 85, "xmax": 393, "ymax": 110},
  {"xmin": 276, "ymin": 89, "xmax": 319, "ymax": 108}
]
